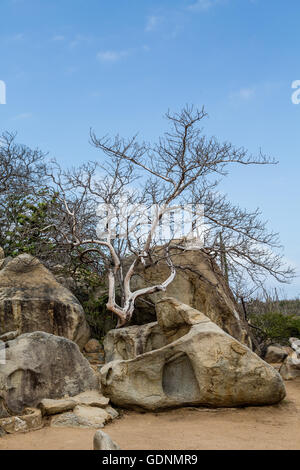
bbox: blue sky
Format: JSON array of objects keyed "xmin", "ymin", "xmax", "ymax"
[{"xmin": 0, "ymin": 0, "xmax": 300, "ymax": 297}]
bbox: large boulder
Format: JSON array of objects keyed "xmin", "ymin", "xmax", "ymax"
[
  {"xmin": 100, "ymin": 298, "xmax": 285, "ymax": 410},
  {"xmin": 264, "ymin": 345, "xmax": 288, "ymax": 364},
  {"xmin": 0, "ymin": 254, "xmax": 90, "ymax": 349},
  {"xmin": 0, "ymin": 331, "xmax": 99, "ymax": 417},
  {"xmin": 130, "ymin": 249, "xmax": 251, "ymax": 347}
]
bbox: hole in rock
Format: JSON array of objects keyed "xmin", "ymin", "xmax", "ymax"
[{"xmin": 162, "ymin": 353, "xmax": 200, "ymax": 401}]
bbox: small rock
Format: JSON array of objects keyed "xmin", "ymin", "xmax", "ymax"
[
  {"xmin": 84, "ymin": 339, "xmax": 102, "ymax": 354},
  {"xmin": 105, "ymin": 406, "xmax": 119, "ymax": 420},
  {"xmin": 73, "ymin": 405, "xmax": 111, "ymax": 426},
  {"xmin": 85, "ymin": 352, "xmax": 104, "ymax": 365},
  {"xmin": 94, "ymin": 430, "xmax": 120, "ymax": 450},
  {"xmin": 0, "ymin": 426, "xmax": 6, "ymax": 437},
  {"xmin": 289, "ymin": 337, "xmax": 300, "ymax": 355},
  {"xmin": 50, "ymin": 412, "xmax": 86, "ymax": 428},
  {"xmin": 280, "ymin": 354, "xmax": 300, "ymax": 380},
  {"xmin": 0, "ymin": 408, "xmax": 42, "ymax": 434},
  {"xmin": 289, "ymin": 337, "xmax": 300, "ymax": 347},
  {"xmin": 39, "ymin": 398, "xmax": 76, "ymax": 416},
  {"xmin": 51, "ymin": 405, "xmax": 113, "ymax": 429},
  {"xmin": 264, "ymin": 346, "xmax": 288, "ymax": 364},
  {"xmin": 72, "ymin": 390, "xmax": 109, "ymax": 408}
]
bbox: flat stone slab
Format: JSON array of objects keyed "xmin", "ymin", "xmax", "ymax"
[
  {"xmin": 39, "ymin": 398, "xmax": 77, "ymax": 416},
  {"xmin": 72, "ymin": 390, "xmax": 109, "ymax": 408},
  {"xmin": 50, "ymin": 405, "xmax": 115, "ymax": 429}
]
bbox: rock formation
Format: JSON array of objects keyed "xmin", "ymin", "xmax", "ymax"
[
  {"xmin": 101, "ymin": 297, "xmax": 286, "ymax": 410},
  {"xmin": 0, "ymin": 247, "xmax": 4, "ymax": 270},
  {"xmin": 264, "ymin": 345, "xmax": 288, "ymax": 364},
  {"xmin": 104, "ymin": 322, "xmax": 167, "ymax": 363},
  {"xmin": 0, "ymin": 408, "xmax": 42, "ymax": 434},
  {"xmin": 50, "ymin": 405, "xmax": 117, "ymax": 429},
  {"xmin": 130, "ymin": 249, "xmax": 251, "ymax": 347},
  {"xmin": 0, "ymin": 254, "xmax": 90, "ymax": 350},
  {"xmin": 280, "ymin": 337, "xmax": 300, "ymax": 380},
  {"xmin": 0, "ymin": 331, "xmax": 98, "ymax": 417}
]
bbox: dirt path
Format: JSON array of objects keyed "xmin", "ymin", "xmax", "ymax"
[{"xmin": 1, "ymin": 379, "xmax": 300, "ymax": 450}]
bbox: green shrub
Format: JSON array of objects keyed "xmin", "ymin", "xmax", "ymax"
[
  {"xmin": 249, "ymin": 311, "xmax": 300, "ymax": 345},
  {"xmin": 82, "ymin": 295, "xmax": 117, "ymax": 342}
]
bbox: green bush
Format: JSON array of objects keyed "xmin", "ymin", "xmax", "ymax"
[
  {"xmin": 249, "ymin": 311, "xmax": 300, "ymax": 345},
  {"xmin": 81, "ymin": 295, "xmax": 117, "ymax": 342}
]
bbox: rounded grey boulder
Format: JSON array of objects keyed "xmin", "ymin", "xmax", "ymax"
[{"xmin": 0, "ymin": 331, "xmax": 98, "ymax": 417}]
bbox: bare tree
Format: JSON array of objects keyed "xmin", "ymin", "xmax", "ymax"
[
  {"xmin": 47, "ymin": 158, "xmax": 177, "ymax": 327},
  {"xmin": 0, "ymin": 132, "xmax": 46, "ymax": 195},
  {"xmin": 48, "ymin": 105, "xmax": 294, "ymax": 327},
  {"xmin": 0, "ymin": 132, "xmax": 51, "ymax": 255}
]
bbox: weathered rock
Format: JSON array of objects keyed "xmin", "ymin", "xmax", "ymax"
[
  {"xmin": 0, "ymin": 253, "xmax": 13, "ymax": 271},
  {"xmin": 130, "ymin": 249, "xmax": 251, "ymax": 347},
  {"xmin": 74, "ymin": 405, "xmax": 112, "ymax": 426},
  {"xmin": 39, "ymin": 398, "xmax": 77, "ymax": 416},
  {"xmin": 0, "ymin": 248, "xmax": 4, "ymax": 270},
  {"xmin": 0, "ymin": 408, "xmax": 42, "ymax": 434},
  {"xmin": 289, "ymin": 337, "xmax": 300, "ymax": 355},
  {"xmin": 280, "ymin": 353, "xmax": 300, "ymax": 380},
  {"xmin": 101, "ymin": 298, "xmax": 285, "ymax": 410},
  {"xmin": 264, "ymin": 346, "xmax": 288, "ymax": 364},
  {"xmin": 94, "ymin": 430, "xmax": 120, "ymax": 450},
  {"xmin": 39, "ymin": 391, "xmax": 109, "ymax": 416},
  {"xmin": 0, "ymin": 426, "xmax": 6, "ymax": 437},
  {"xmin": 0, "ymin": 331, "xmax": 19, "ymax": 342},
  {"xmin": 104, "ymin": 322, "xmax": 167, "ymax": 363},
  {"xmin": 72, "ymin": 390, "xmax": 109, "ymax": 408},
  {"xmin": 84, "ymin": 352, "xmax": 105, "ymax": 365},
  {"xmin": 0, "ymin": 254, "xmax": 90, "ymax": 349},
  {"xmin": 105, "ymin": 405, "xmax": 119, "ymax": 420},
  {"xmin": 0, "ymin": 331, "xmax": 99, "ymax": 417},
  {"xmin": 280, "ymin": 338, "xmax": 300, "ymax": 380},
  {"xmin": 50, "ymin": 405, "xmax": 113, "ymax": 429},
  {"xmin": 84, "ymin": 339, "xmax": 102, "ymax": 353}
]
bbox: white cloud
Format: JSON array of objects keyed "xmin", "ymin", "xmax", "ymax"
[
  {"xmin": 69, "ymin": 35, "xmax": 93, "ymax": 48},
  {"xmin": 8, "ymin": 33, "xmax": 25, "ymax": 41},
  {"xmin": 230, "ymin": 87, "xmax": 255, "ymax": 101},
  {"xmin": 97, "ymin": 50, "xmax": 129, "ymax": 63},
  {"xmin": 188, "ymin": 0, "xmax": 222, "ymax": 11},
  {"xmin": 145, "ymin": 15, "xmax": 162, "ymax": 32},
  {"xmin": 12, "ymin": 112, "xmax": 32, "ymax": 121},
  {"xmin": 52, "ymin": 35, "xmax": 65, "ymax": 42}
]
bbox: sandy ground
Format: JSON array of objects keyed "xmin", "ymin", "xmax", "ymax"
[{"xmin": 1, "ymin": 379, "xmax": 300, "ymax": 450}]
